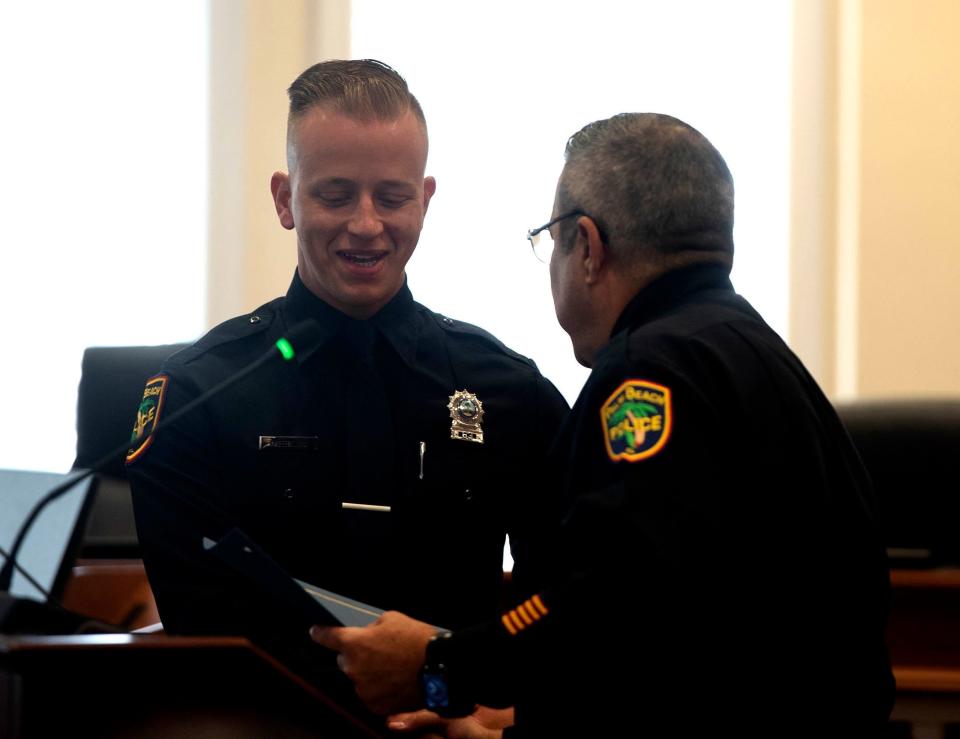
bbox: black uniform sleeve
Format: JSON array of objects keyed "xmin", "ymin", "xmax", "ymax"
[
  {"xmin": 126, "ymin": 370, "xmax": 269, "ymax": 636},
  {"xmin": 411, "ymin": 365, "xmax": 728, "ymax": 736}
]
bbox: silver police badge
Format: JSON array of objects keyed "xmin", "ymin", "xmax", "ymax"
[{"xmin": 448, "ymin": 389, "xmax": 484, "ymax": 444}]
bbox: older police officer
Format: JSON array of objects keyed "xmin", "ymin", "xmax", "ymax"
[{"xmin": 313, "ymin": 113, "xmax": 893, "ymax": 738}]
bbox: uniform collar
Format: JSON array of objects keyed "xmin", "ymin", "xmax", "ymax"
[
  {"xmin": 610, "ymin": 263, "xmax": 734, "ymax": 338},
  {"xmin": 284, "ymin": 270, "xmax": 421, "ymax": 365}
]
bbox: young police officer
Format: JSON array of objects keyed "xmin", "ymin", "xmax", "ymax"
[{"xmin": 127, "ymin": 61, "xmax": 567, "ymax": 664}]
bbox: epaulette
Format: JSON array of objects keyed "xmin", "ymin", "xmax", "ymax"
[
  {"xmin": 167, "ymin": 298, "xmax": 284, "ymax": 367},
  {"xmin": 427, "ymin": 310, "xmax": 538, "ymax": 371}
]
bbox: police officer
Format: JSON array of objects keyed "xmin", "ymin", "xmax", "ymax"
[
  {"xmin": 126, "ymin": 60, "xmax": 568, "ymax": 653},
  {"xmin": 312, "ymin": 113, "xmax": 894, "ymax": 738}
]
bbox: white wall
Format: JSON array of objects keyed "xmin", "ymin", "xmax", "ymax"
[
  {"xmin": 0, "ymin": 1, "xmax": 208, "ymax": 472},
  {"xmin": 351, "ymin": 0, "xmax": 793, "ymax": 403}
]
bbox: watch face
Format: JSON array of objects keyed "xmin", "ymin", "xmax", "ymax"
[{"xmin": 423, "ymin": 673, "xmax": 450, "ymax": 710}]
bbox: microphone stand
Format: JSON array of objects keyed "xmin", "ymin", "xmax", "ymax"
[{"xmin": 0, "ymin": 331, "xmax": 303, "ymax": 604}]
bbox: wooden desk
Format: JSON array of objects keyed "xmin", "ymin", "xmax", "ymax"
[
  {"xmin": 889, "ymin": 569, "xmax": 960, "ymax": 738},
  {"xmin": 52, "ymin": 561, "xmax": 960, "ymax": 736},
  {"xmin": 0, "ymin": 633, "xmax": 383, "ymax": 738},
  {"xmin": 61, "ymin": 559, "xmax": 159, "ymax": 631}
]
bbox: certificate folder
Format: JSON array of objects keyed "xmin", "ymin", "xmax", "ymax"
[
  {"xmin": 294, "ymin": 580, "xmax": 384, "ymax": 627},
  {"xmin": 203, "ymin": 528, "xmax": 383, "ymax": 629}
]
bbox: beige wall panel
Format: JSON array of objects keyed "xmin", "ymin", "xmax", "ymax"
[
  {"xmin": 207, "ymin": 0, "xmax": 349, "ymax": 327},
  {"xmin": 857, "ymin": 0, "xmax": 960, "ymax": 397},
  {"xmin": 789, "ymin": 0, "xmax": 839, "ymax": 393}
]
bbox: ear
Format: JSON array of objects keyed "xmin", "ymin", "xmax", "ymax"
[
  {"xmin": 422, "ymin": 176, "xmax": 437, "ymax": 213},
  {"xmin": 576, "ymin": 216, "xmax": 607, "ymax": 285},
  {"xmin": 270, "ymin": 171, "xmax": 295, "ymax": 231}
]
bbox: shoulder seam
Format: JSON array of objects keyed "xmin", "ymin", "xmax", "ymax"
[
  {"xmin": 424, "ymin": 308, "xmax": 538, "ymax": 371},
  {"xmin": 170, "ymin": 298, "xmax": 283, "ymax": 365}
]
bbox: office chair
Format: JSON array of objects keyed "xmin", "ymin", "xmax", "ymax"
[
  {"xmin": 73, "ymin": 343, "xmax": 189, "ymax": 557},
  {"xmin": 835, "ymin": 398, "xmax": 960, "ymax": 567}
]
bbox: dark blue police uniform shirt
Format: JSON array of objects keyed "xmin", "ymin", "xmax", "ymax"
[
  {"xmin": 449, "ymin": 264, "xmax": 893, "ymax": 738},
  {"xmin": 127, "ymin": 272, "xmax": 569, "ymax": 639}
]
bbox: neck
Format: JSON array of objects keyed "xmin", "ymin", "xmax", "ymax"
[
  {"xmin": 573, "ymin": 274, "xmax": 638, "ymax": 367},
  {"xmin": 576, "ymin": 259, "xmax": 678, "ymax": 365}
]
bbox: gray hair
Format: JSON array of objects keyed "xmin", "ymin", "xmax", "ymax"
[{"xmin": 558, "ymin": 113, "xmax": 734, "ymax": 267}]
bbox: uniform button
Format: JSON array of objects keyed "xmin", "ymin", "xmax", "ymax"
[
  {"xmin": 442, "ymin": 317, "xmax": 453, "ymax": 325},
  {"xmin": 464, "ymin": 488, "xmax": 472, "ymax": 501},
  {"xmin": 284, "ymin": 488, "xmax": 295, "ymax": 500},
  {"xmin": 249, "ymin": 315, "xmax": 261, "ymax": 324}
]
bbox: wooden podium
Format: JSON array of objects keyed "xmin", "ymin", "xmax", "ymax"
[
  {"xmin": 0, "ymin": 633, "xmax": 385, "ymax": 738},
  {"xmin": 888, "ymin": 568, "xmax": 960, "ymax": 738},
  {"xmin": 23, "ymin": 559, "xmax": 960, "ymax": 737}
]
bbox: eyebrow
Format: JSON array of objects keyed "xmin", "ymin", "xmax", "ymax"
[
  {"xmin": 310, "ymin": 178, "xmax": 354, "ymax": 188},
  {"xmin": 309, "ymin": 177, "xmax": 416, "ymax": 190},
  {"xmin": 377, "ymin": 180, "xmax": 417, "ymax": 190}
]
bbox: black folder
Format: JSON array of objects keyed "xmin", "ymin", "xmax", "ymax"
[{"xmin": 203, "ymin": 527, "xmax": 383, "ymax": 629}]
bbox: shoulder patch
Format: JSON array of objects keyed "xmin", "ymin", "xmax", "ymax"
[
  {"xmin": 126, "ymin": 374, "xmax": 168, "ymax": 464},
  {"xmin": 600, "ymin": 379, "xmax": 672, "ymax": 462}
]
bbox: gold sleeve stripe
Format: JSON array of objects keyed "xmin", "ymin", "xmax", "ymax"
[
  {"xmin": 531, "ymin": 594, "xmax": 549, "ymax": 616},
  {"xmin": 520, "ymin": 600, "xmax": 542, "ymax": 622},
  {"xmin": 515, "ymin": 603, "xmax": 534, "ymax": 625},
  {"xmin": 502, "ymin": 594, "xmax": 551, "ymax": 637}
]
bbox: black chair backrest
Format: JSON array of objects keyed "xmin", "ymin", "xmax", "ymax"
[
  {"xmin": 74, "ymin": 344, "xmax": 188, "ymax": 477},
  {"xmin": 73, "ymin": 343, "xmax": 188, "ymax": 556},
  {"xmin": 836, "ymin": 398, "xmax": 960, "ymax": 566}
]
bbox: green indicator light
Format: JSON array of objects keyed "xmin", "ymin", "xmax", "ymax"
[{"xmin": 276, "ymin": 338, "xmax": 295, "ymax": 360}]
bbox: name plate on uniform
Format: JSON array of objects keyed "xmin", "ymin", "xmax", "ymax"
[{"xmin": 258, "ymin": 435, "xmax": 321, "ymax": 451}]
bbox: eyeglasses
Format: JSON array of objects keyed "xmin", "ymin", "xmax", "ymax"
[{"xmin": 526, "ymin": 210, "xmax": 585, "ymax": 263}]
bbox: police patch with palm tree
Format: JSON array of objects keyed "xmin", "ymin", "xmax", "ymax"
[
  {"xmin": 126, "ymin": 374, "xmax": 168, "ymax": 464},
  {"xmin": 600, "ymin": 379, "xmax": 672, "ymax": 462}
]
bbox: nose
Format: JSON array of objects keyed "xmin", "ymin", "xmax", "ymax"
[{"xmin": 347, "ymin": 193, "xmax": 384, "ymax": 240}]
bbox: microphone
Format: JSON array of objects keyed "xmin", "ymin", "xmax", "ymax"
[{"xmin": 0, "ymin": 323, "xmax": 314, "ymax": 597}]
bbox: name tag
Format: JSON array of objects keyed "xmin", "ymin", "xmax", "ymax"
[{"xmin": 258, "ymin": 435, "xmax": 321, "ymax": 451}]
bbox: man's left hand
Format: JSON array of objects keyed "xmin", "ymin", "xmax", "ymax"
[{"xmin": 387, "ymin": 706, "xmax": 513, "ymax": 739}]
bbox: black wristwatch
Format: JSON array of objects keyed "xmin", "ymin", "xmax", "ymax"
[{"xmin": 420, "ymin": 631, "xmax": 474, "ymax": 718}]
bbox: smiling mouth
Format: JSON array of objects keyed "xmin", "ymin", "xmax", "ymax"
[{"xmin": 338, "ymin": 250, "xmax": 388, "ymax": 267}]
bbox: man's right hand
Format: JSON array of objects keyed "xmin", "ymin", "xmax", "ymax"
[{"xmin": 310, "ymin": 610, "xmax": 437, "ymax": 715}]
